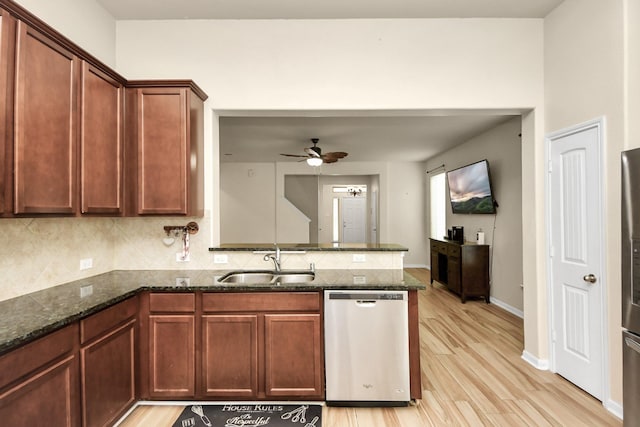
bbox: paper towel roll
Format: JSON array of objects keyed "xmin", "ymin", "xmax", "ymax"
[{"xmin": 477, "ymin": 231, "xmax": 485, "ymax": 245}]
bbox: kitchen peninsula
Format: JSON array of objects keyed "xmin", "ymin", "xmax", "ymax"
[{"xmin": 0, "ymin": 244, "xmax": 424, "ymax": 426}]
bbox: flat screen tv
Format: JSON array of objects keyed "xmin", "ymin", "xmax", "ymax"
[{"xmin": 446, "ymin": 159, "xmax": 497, "ymax": 214}]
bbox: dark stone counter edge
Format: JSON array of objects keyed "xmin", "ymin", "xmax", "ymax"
[
  {"xmin": 209, "ymin": 244, "xmax": 408, "ymax": 252},
  {"xmin": 0, "ymin": 281, "xmax": 425, "ymax": 356},
  {"xmin": 0, "ymin": 289, "xmax": 141, "ymax": 356}
]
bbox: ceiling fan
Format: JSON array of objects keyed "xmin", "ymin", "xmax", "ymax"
[{"xmin": 280, "ymin": 138, "xmax": 348, "ymax": 166}]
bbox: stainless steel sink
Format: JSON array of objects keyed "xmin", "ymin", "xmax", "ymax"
[
  {"xmin": 218, "ymin": 271, "xmax": 275, "ymax": 284},
  {"xmin": 274, "ymin": 272, "xmax": 315, "ymax": 284},
  {"xmin": 217, "ymin": 270, "xmax": 315, "ymax": 284}
]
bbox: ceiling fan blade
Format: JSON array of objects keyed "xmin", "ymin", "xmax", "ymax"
[
  {"xmin": 322, "ymin": 157, "xmax": 338, "ymax": 164},
  {"xmin": 280, "ymin": 153, "xmax": 309, "ymax": 158},
  {"xmin": 322, "ymin": 152, "xmax": 348, "ymax": 159},
  {"xmin": 304, "ymin": 147, "xmax": 321, "ymax": 157}
]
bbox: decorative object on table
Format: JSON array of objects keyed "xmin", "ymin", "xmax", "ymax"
[
  {"xmin": 452, "ymin": 226, "xmax": 464, "ymax": 244},
  {"xmin": 172, "ymin": 404, "xmax": 322, "ymax": 427}
]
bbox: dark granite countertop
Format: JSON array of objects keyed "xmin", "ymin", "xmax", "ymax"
[
  {"xmin": 209, "ymin": 243, "xmax": 408, "ymax": 252},
  {"xmin": 0, "ymin": 269, "xmax": 424, "ymax": 355}
]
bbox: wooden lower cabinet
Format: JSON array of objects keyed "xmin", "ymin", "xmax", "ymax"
[
  {"xmin": 148, "ymin": 315, "xmax": 195, "ymax": 397},
  {"xmin": 80, "ymin": 296, "xmax": 137, "ymax": 427},
  {"xmin": 0, "ymin": 324, "xmax": 80, "ymax": 427},
  {"xmin": 81, "ymin": 320, "xmax": 135, "ymax": 427},
  {"xmin": 202, "ymin": 315, "xmax": 258, "ymax": 397},
  {"xmin": 200, "ymin": 292, "xmax": 324, "ymax": 400},
  {"xmin": 264, "ymin": 314, "xmax": 323, "ymax": 398},
  {"xmin": 142, "ymin": 293, "xmax": 197, "ymax": 399},
  {"xmin": 142, "ymin": 292, "xmax": 324, "ymax": 400}
]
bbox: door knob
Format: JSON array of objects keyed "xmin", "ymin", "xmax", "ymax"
[{"xmin": 583, "ymin": 274, "xmax": 597, "ymax": 284}]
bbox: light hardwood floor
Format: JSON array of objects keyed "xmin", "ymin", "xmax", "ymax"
[{"xmin": 117, "ymin": 269, "xmax": 621, "ymax": 426}]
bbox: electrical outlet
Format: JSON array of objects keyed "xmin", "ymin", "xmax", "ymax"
[
  {"xmin": 353, "ymin": 254, "xmax": 366, "ymax": 263},
  {"xmin": 80, "ymin": 285, "xmax": 93, "ymax": 298},
  {"xmin": 80, "ymin": 258, "xmax": 93, "ymax": 270},
  {"xmin": 213, "ymin": 254, "xmax": 228, "ymax": 264},
  {"xmin": 176, "ymin": 253, "xmax": 190, "ymax": 262},
  {"xmin": 353, "ymin": 275, "xmax": 367, "ymax": 285},
  {"xmin": 176, "ymin": 277, "xmax": 190, "ymax": 286}
]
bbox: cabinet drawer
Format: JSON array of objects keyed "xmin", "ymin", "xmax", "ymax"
[
  {"xmin": 430, "ymin": 241, "xmax": 447, "ymax": 253},
  {"xmin": 447, "ymin": 245, "xmax": 461, "ymax": 257},
  {"xmin": 81, "ymin": 296, "xmax": 137, "ymax": 344},
  {"xmin": 149, "ymin": 293, "xmax": 195, "ymax": 313},
  {"xmin": 203, "ymin": 292, "xmax": 321, "ymax": 313},
  {"xmin": 0, "ymin": 324, "xmax": 77, "ymax": 389}
]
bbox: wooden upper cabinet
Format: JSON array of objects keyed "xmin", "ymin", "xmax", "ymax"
[
  {"xmin": 126, "ymin": 82, "xmax": 206, "ymax": 216},
  {"xmin": 80, "ymin": 62, "xmax": 124, "ymax": 214},
  {"xmin": 13, "ymin": 21, "xmax": 79, "ymax": 214},
  {"xmin": 0, "ymin": 9, "xmax": 15, "ymax": 216}
]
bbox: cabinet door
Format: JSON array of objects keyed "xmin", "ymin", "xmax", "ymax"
[
  {"xmin": 202, "ymin": 315, "xmax": 258, "ymax": 398},
  {"xmin": 81, "ymin": 320, "xmax": 135, "ymax": 427},
  {"xmin": 14, "ymin": 21, "xmax": 78, "ymax": 214},
  {"xmin": 430, "ymin": 243, "xmax": 439, "ymax": 283},
  {"xmin": 0, "ymin": 9, "xmax": 15, "ymax": 216},
  {"xmin": 0, "ymin": 355, "xmax": 79, "ymax": 427},
  {"xmin": 264, "ymin": 314, "xmax": 323, "ymax": 398},
  {"xmin": 447, "ymin": 256, "xmax": 461, "ymax": 294},
  {"xmin": 135, "ymin": 88, "xmax": 188, "ymax": 215},
  {"xmin": 80, "ymin": 62, "xmax": 123, "ymax": 214},
  {"xmin": 149, "ymin": 315, "xmax": 195, "ymax": 397},
  {"xmin": 461, "ymin": 245, "xmax": 490, "ymax": 301}
]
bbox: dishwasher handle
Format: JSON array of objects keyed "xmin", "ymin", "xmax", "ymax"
[{"xmin": 356, "ymin": 300, "xmax": 377, "ymax": 307}]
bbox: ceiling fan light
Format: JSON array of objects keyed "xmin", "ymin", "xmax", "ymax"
[{"xmin": 306, "ymin": 157, "xmax": 323, "ymax": 167}]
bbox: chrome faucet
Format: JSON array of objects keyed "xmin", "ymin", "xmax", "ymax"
[{"xmin": 264, "ymin": 246, "xmax": 281, "ymax": 271}]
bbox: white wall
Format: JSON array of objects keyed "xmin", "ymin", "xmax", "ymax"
[
  {"xmin": 14, "ymin": 0, "xmax": 116, "ymax": 67},
  {"xmin": 115, "ymin": 19, "xmax": 543, "ymax": 110},
  {"xmin": 387, "ymin": 163, "xmax": 429, "ymax": 267},
  {"xmin": 544, "ymin": 0, "xmax": 625, "ymax": 407},
  {"xmin": 425, "ymin": 117, "xmax": 523, "ymax": 311},
  {"xmin": 220, "ymin": 163, "xmax": 276, "ymax": 243}
]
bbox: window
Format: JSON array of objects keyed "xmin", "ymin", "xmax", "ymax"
[{"xmin": 430, "ymin": 172, "xmax": 446, "ymax": 239}]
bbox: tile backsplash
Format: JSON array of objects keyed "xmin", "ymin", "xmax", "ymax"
[
  {"xmin": 0, "ymin": 212, "xmax": 212, "ymax": 301},
  {"xmin": 0, "ymin": 210, "xmax": 404, "ymax": 301}
]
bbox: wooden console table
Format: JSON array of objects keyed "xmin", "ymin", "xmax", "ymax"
[{"xmin": 429, "ymin": 238, "xmax": 490, "ymax": 303}]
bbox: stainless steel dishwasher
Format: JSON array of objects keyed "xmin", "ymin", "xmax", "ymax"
[{"xmin": 324, "ymin": 290, "xmax": 410, "ymax": 406}]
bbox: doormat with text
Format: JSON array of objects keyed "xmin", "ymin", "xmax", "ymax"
[{"xmin": 172, "ymin": 403, "xmax": 322, "ymax": 427}]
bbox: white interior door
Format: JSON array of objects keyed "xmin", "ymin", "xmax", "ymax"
[
  {"xmin": 548, "ymin": 120, "xmax": 604, "ymax": 400},
  {"xmin": 342, "ymin": 197, "xmax": 367, "ymax": 243},
  {"xmin": 370, "ymin": 190, "xmax": 378, "ymax": 243}
]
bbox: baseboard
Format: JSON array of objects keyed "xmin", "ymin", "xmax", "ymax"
[
  {"xmin": 521, "ymin": 350, "xmax": 549, "ymax": 370},
  {"xmin": 604, "ymin": 398, "xmax": 623, "ymax": 420},
  {"xmin": 489, "ymin": 297, "xmax": 524, "ymax": 319},
  {"xmin": 405, "ymin": 264, "xmax": 429, "ymax": 269}
]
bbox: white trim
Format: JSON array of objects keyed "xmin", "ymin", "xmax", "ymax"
[
  {"xmin": 405, "ymin": 263, "xmax": 429, "ymax": 269},
  {"xmin": 544, "ymin": 117, "xmax": 609, "ymax": 403},
  {"xmin": 604, "ymin": 399, "xmax": 623, "ymax": 420},
  {"xmin": 490, "ymin": 297, "xmax": 524, "ymax": 319},
  {"xmin": 521, "ymin": 350, "xmax": 550, "ymax": 370}
]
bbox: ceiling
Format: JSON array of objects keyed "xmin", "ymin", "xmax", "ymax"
[
  {"xmin": 220, "ymin": 115, "xmax": 518, "ymax": 163},
  {"xmin": 96, "ymin": 0, "xmax": 563, "ymax": 20},
  {"xmin": 96, "ymin": 0, "xmax": 552, "ymax": 164}
]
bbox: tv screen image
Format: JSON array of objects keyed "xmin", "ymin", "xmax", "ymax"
[{"xmin": 446, "ymin": 160, "xmax": 497, "ymax": 214}]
